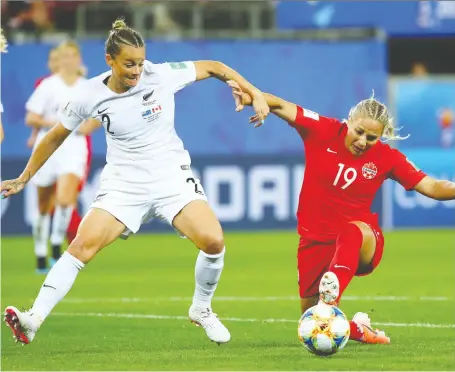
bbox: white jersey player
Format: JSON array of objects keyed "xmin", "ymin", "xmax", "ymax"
[
  {"xmin": 0, "ymin": 28, "xmax": 6, "ymax": 143},
  {"xmin": 2, "ymin": 19, "xmax": 269, "ymax": 345},
  {"xmin": 0, "ymin": 101, "xmax": 4, "ymax": 144},
  {"xmin": 24, "ymin": 41, "xmax": 98, "ymax": 273}
]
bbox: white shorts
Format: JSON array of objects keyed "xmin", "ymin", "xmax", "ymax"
[
  {"xmin": 91, "ymin": 158, "xmax": 207, "ymax": 237},
  {"xmin": 32, "ymin": 131, "xmax": 88, "ymax": 187}
]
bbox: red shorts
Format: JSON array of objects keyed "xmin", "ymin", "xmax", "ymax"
[{"xmin": 297, "ymin": 222, "xmax": 385, "ymax": 298}]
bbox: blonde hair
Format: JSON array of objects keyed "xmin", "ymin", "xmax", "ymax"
[
  {"xmin": 105, "ymin": 18, "xmax": 144, "ymax": 58},
  {"xmin": 348, "ymin": 92, "xmax": 409, "ymax": 141},
  {"xmin": 56, "ymin": 40, "xmax": 87, "ymax": 76},
  {"xmin": 0, "ymin": 28, "xmax": 8, "ymax": 53},
  {"xmin": 57, "ymin": 40, "xmax": 81, "ymax": 55}
]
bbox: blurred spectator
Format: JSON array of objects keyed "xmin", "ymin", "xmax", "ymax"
[
  {"xmin": 49, "ymin": 1, "xmax": 96, "ymax": 32},
  {"xmin": 438, "ymin": 108, "xmax": 454, "ymax": 148},
  {"xmin": 411, "ymin": 61, "xmax": 429, "ymax": 77},
  {"xmin": 3, "ymin": 1, "xmax": 53, "ymax": 34},
  {"xmin": 130, "ymin": 1, "xmax": 181, "ymax": 34}
]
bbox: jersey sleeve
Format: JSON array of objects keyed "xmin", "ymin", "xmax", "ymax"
[
  {"xmin": 162, "ymin": 61, "xmax": 196, "ymax": 93},
  {"xmin": 0, "ymin": 101, "xmax": 3, "ymax": 113},
  {"xmin": 291, "ymin": 106, "xmax": 342, "ymax": 139},
  {"xmin": 25, "ymin": 80, "xmax": 51, "ymax": 115},
  {"xmin": 388, "ymin": 149, "xmax": 427, "ymax": 191},
  {"xmin": 58, "ymin": 91, "xmax": 90, "ymax": 131}
]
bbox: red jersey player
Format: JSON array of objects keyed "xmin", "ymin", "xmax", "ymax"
[{"xmin": 229, "ymin": 81, "xmax": 455, "ymax": 345}]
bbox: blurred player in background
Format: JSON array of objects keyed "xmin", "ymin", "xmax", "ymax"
[
  {"xmin": 230, "ymin": 81, "xmax": 455, "ymax": 344},
  {"xmin": 0, "ymin": 28, "xmax": 8, "ymax": 143},
  {"xmin": 27, "ymin": 46, "xmax": 60, "ymax": 149},
  {"xmin": 0, "ymin": 102, "xmax": 4, "ymax": 144},
  {"xmin": 27, "ymin": 45, "xmax": 94, "ymax": 259},
  {"xmin": 24, "ymin": 41, "xmax": 99, "ymax": 274},
  {"xmin": 2, "ymin": 19, "xmax": 269, "ymax": 346}
]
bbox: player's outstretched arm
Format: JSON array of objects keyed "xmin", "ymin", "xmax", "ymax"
[
  {"xmin": 1, "ymin": 123, "xmax": 71, "ymax": 198},
  {"xmin": 27, "ymin": 128, "xmax": 39, "ymax": 148},
  {"xmin": 413, "ymin": 176, "xmax": 455, "ymax": 201},
  {"xmin": 228, "ymin": 81, "xmax": 297, "ymax": 127},
  {"xmin": 193, "ymin": 61, "xmax": 269, "ymax": 123},
  {"xmin": 25, "ymin": 111, "xmax": 57, "ymax": 129}
]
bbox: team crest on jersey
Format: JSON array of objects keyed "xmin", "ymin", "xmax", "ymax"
[
  {"xmin": 362, "ymin": 162, "xmax": 377, "ymax": 179},
  {"xmin": 142, "ymin": 104, "xmax": 163, "ymax": 123}
]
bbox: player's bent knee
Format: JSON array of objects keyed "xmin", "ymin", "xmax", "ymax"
[
  {"xmin": 349, "ymin": 221, "xmax": 374, "ymax": 241},
  {"xmin": 56, "ymin": 200, "xmax": 74, "ymax": 209},
  {"xmin": 199, "ymin": 234, "xmax": 225, "ymax": 255},
  {"xmin": 56, "ymin": 194, "xmax": 77, "ymax": 208},
  {"xmin": 67, "ymin": 234, "xmax": 103, "ymax": 264},
  {"xmin": 349, "ymin": 221, "xmax": 377, "ymax": 267}
]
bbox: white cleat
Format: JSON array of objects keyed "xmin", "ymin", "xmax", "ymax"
[
  {"xmin": 352, "ymin": 312, "xmax": 371, "ymax": 327},
  {"xmin": 188, "ymin": 305, "xmax": 231, "ymax": 345},
  {"xmin": 319, "ymin": 271, "xmax": 340, "ymax": 305},
  {"xmin": 4, "ymin": 306, "xmax": 41, "ymax": 345}
]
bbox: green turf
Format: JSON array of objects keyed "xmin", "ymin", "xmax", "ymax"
[{"xmin": 2, "ymin": 230, "xmax": 455, "ymax": 371}]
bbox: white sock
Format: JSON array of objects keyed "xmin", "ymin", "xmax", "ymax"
[
  {"xmin": 192, "ymin": 247, "xmax": 225, "ymax": 309},
  {"xmin": 50, "ymin": 205, "xmax": 73, "ymax": 246},
  {"xmin": 33, "ymin": 213, "xmax": 50, "ymax": 258},
  {"xmin": 31, "ymin": 251, "xmax": 84, "ymax": 321}
]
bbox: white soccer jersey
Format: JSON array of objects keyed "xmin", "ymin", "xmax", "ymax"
[
  {"xmin": 26, "ymin": 74, "xmax": 87, "ymax": 145},
  {"xmin": 59, "ymin": 60, "xmax": 196, "ymax": 166}
]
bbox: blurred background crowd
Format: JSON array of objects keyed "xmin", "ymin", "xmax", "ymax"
[{"xmin": 1, "ymin": 1, "xmax": 455, "ymax": 236}]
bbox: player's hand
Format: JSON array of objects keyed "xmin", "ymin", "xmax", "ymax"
[
  {"xmin": 249, "ymin": 114, "xmax": 263, "ymax": 127},
  {"xmin": 227, "ymin": 80, "xmax": 245, "ymax": 112},
  {"xmin": 26, "ymin": 134, "xmax": 37, "ymax": 148},
  {"xmin": 251, "ymin": 91, "xmax": 269, "ymax": 128},
  {"xmin": 1, "ymin": 177, "xmax": 28, "ymax": 199}
]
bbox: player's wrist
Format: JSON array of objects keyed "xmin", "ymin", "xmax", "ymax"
[
  {"xmin": 17, "ymin": 172, "xmax": 31, "ymax": 185},
  {"xmin": 250, "ymin": 88, "xmax": 263, "ymax": 100}
]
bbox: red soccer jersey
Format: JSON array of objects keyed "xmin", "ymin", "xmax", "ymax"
[{"xmin": 291, "ymin": 106, "xmax": 426, "ymax": 242}]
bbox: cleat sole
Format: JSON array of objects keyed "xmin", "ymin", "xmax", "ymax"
[{"xmin": 4, "ymin": 308, "xmax": 30, "ymax": 345}]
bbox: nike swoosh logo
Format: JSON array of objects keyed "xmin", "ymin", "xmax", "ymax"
[
  {"xmin": 43, "ymin": 284, "xmax": 56, "ymax": 290},
  {"xmin": 327, "ymin": 148, "xmax": 337, "ymax": 154},
  {"xmin": 98, "ymin": 108, "xmax": 109, "ymax": 114},
  {"xmin": 334, "ymin": 264, "xmax": 350, "ymax": 270},
  {"xmin": 95, "ymin": 193, "xmax": 107, "ymax": 201},
  {"xmin": 143, "ymin": 90, "xmax": 154, "ymax": 101},
  {"xmin": 206, "ymin": 282, "xmax": 218, "ymax": 286}
]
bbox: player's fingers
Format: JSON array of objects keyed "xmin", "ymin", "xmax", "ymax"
[
  {"xmin": 227, "ymin": 80, "xmax": 240, "ymax": 89},
  {"xmin": 2, "ymin": 188, "xmax": 13, "ymax": 198},
  {"xmin": 255, "ymin": 111, "xmax": 265, "ymax": 123},
  {"xmin": 249, "ymin": 115, "xmax": 259, "ymax": 123}
]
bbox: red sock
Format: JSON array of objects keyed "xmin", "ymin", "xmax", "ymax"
[
  {"xmin": 349, "ymin": 320, "xmax": 364, "ymax": 342},
  {"xmin": 328, "ymin": 223, "xmax": 363, "ymax": 299},
  {"xmin": 66, "ymin": 209, "xmax": 82, "ymax": 244}
]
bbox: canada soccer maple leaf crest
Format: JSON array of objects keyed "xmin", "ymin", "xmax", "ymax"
[{"xmin": 362, "ymin": 162, "xmax": 377, "ymax": 180}]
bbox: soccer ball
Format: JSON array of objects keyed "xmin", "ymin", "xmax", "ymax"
[{"xmin": 298, "ymin": 303, "xmax": 350, "ymax": 356}]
